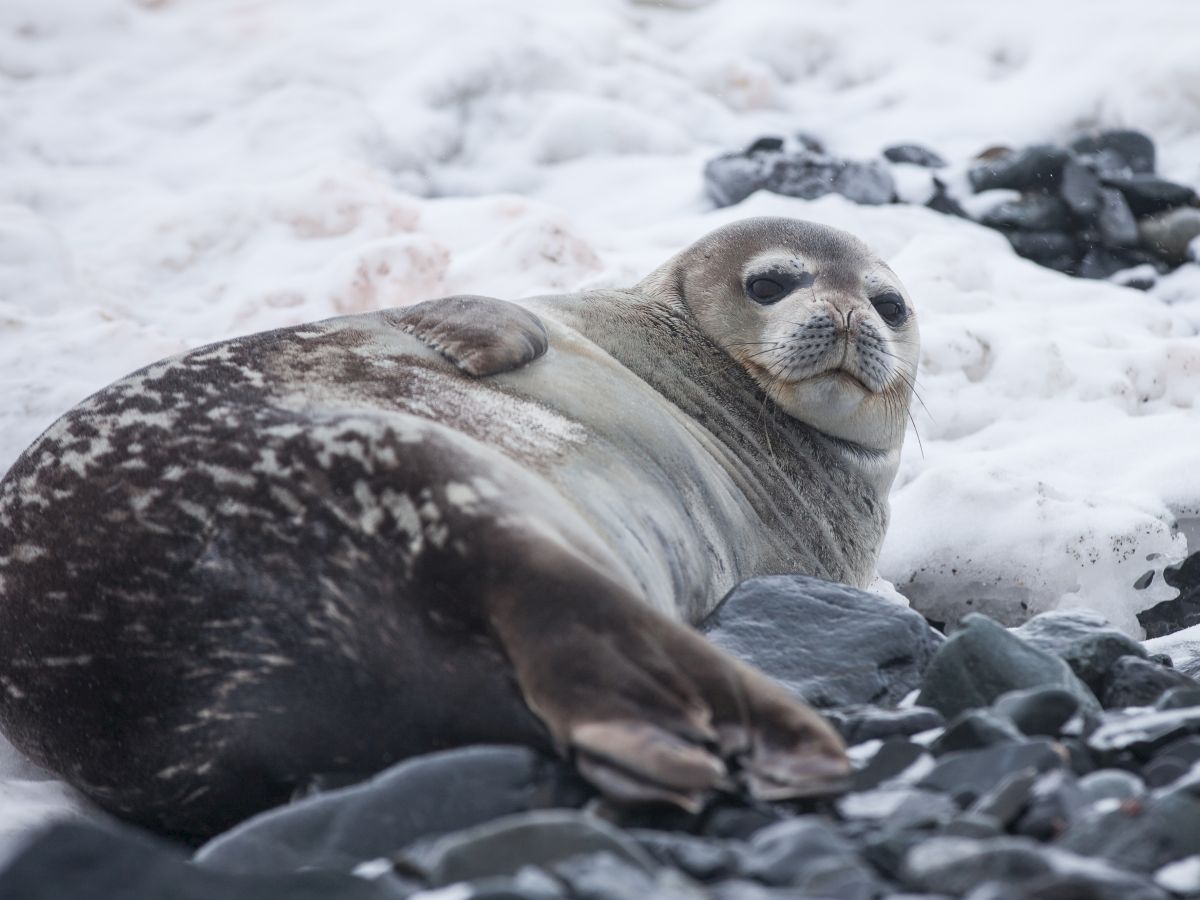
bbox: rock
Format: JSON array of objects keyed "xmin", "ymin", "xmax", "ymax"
[
  {"xmin": 1095, "ymin": 186, "xmax": 1141, "ymax": 246},
  {"xmin": 744, "ymin": 817, "xmax": 884, "ymax": 897},
  {"xmin": 993, "ymin": 687, "xmax": 1081, "ymax": 737},
  {"xmin": 884, "ymin": 144, "xmax": 948, "ymax": 168},
  {"xmin": 398, "ymin": 810, "xmax": 656, "ymax": 888},
  {"xmin": 702, "ymin": 575, "xmax": 943, "ymax": 709},
  {"xmin": 837, "ymin": 787, "xmax": 958, "ymax": 829},
  {"xmin": 763, "ymin": 152, "xmax": 847, "ymax": 201},
  {"xmin": 1012, "ymin": 609, "xmax": 1148, "ymax": 693},
  {"xmin": 1102, "ymin": 174, "xmax": 1198, "ymax": 217},
  {"xmin": 1012, "ymin": 770, "xmax": 1085, "ymax": 841},
  {"xmin": 917, "ymin": 614, "xmax": 1100, "ymax": 719},
  {"xmin": 919, "ymin": 739, "xmax": 1064, "ymax": 807},
  {"xmin": 1077, "ymin": 245, "xmax": 1149, "ymax": 279},
  {"xmin": 1140, "ymin": 552, "xmax": 1200, "ymax": 639},
  {"xmin": 830, "ymin": 706, "xmax": 946, "ymax": 746},
  {"xmin": 931, "ymin": 710, "xmax": 1023, "ymax": 756},
  {"xmin": 1077, "ymin": 769, "xmax": 1144, "ymax": 805},
  {"xmin": 1111, "ymin": 263, "xmax": 1160, "ymax": 291},
  {"xmin": 632, "ymin": 831, "xmax": 741, "ymax": 883},
  {"xmin": 745, "ymin": 136, "xmax": 784, "ymax": 155},
  {"xmin": 1059, "ymin": 783, "xmax": 1200, "ymax": 872},
  {"xmin": 978, "ymin": 194, "xmax": 1071, "ymax": 231},
  {"xmin": 1157, "ymin": 686, "xmax": 1200, "ymax": 710},
  {"xmin": 455, "ymin": 869, "xmax": 565, "ymax": 899},
  {"xmin": 1139, "ymin": 208, "xmax": 1200, "ymax": 265},
  {"xmin": 1101, "ymin": 656, "xmax": 1198, "ymax": 709},
  {"xmin": 852, "ymin": 739, "xmax": 932, "ymax": 791},
  {"xmin": 900, "ymin": 836, "xmax": 1056, "ymax": 895},
  {"xmin": 196, "ymin": 746, "xmax": 583, "ymax": 877},
  {"xmin": 970, "ymin": 768, "xmax": 1040, "ymax": 826},
  {"xmin": 551, "ymin": 851, "xmax": 702, "ymax": 900},
  {"xmin": 1143, "ymin": 736, "xmax": 1200, "ymax": 789},
  {"xmin": 942, "ymin": 812, "xmax": 1004, "ymax": 839},
  {"xmin": 703, "ymin": 152, "xmax": 771, "ymax": 207},
  {"xmin": 1021, "ymin": 870, "xmax": 1170, "ymax": 900},
  {"xmin": 832, "ymin": 160, "xmax": 896, "ymax": 204},
  {"xmin": 1071, "ymin": 129, "xmax": 1157, "ymax": 175},
  {"xmin": 1088, "ymin": 706, "xmax": 1200, "ymax": 756},
  {"xmin": 0, "ymin": 822, "xmax": 403, "ymax": 900},
  {"xmin": 968, "ymin": 145, "xmax": 1070, "ymax": 192},
  {"xmin": 1155, "ymin": 856, "xmax": 1200, "ymax": 897},
  {"xmin": 927, "ymin": 178, "xmax": 968, "ymax": 217},
  {"xmin": 1059, "ymin": 158, "xmax": 1102, "ymax": 219},
  {"xmin": 1004, "ymin": 230, "xmax": 1077, "ymax": 269},
  {"xmin": 699, "ymin": 802, "xmax": 784, "ymax": 841}
]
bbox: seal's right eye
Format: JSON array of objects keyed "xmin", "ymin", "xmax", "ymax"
[{"xmin": 747, "ymin": 277, "xmax": 786, "ymax": 304}]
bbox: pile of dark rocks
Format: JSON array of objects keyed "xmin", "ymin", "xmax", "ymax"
[
  {"xmin": 6, "ymin": 574, "xmax": 1200, "ymax": 899},
  {"xmin": 704, "ymin": 129, "xmax": 1200, "ymax": 287}
]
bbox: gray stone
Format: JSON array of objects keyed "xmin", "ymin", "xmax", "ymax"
[
  {"xmin": 837, "ymin": 787, "xmax": 958, "ymax": 829},
  {"xmin": 1088, "ymin": 706, "xmax": 1200, "ymax": 755},
  {"xmin": 743, "ymin": 817, "xmax": 882, "ymax": 897},
  {"xmin": 884, "ymin": 144, "xmax": 948, "ymax": 168},
  {"xmin": 703, "ymin": 575, "xmax": 944, "ymax": 709},
  {"xmin": 196, "ymin": 746, "xmax": 581, "ymax": 877},
  {"xmin": 1013, "ymin": 769, "xmax": 1085, "ymax": 841},
  {"xmin": 1060, "ymin": 158, "xmax": 1102, "ymax": 218},
  {"xmin": 1139, "ymin": 208, "xmax": 1200, "ymax": 265},
  {"xmin": 970, "ymin": 767, "xmax": 1041, "ymax": 826},
  {"xmin": 993, "ymin": 686, "xmax": 1081, "ymax": 737},
  {"xmin": 398, "ymin": 810, "xmax": 656, "ymax": 888},
  {"xmin": 1071, "ymin": 129, "xmax": 1156, "ymax": 175},
  {"xmin": 1077, "ymin": 768, "xmax": 1144, "ymax": 805},
  {"xmin": 931, "ymin": 710, "xmax": 1023, "ymax": 756},
  {"xmin": 0, "ymin": 822, "xmax": 404, "ymax": 900},
  {"xmin": 900, "ymin": 836, "xmax": 1056, "ymax": 895},
  {"xmin": 1012, "ymin": 608, "xmax": 1147, "ymax": 693},
  {"xmin": 551, "ymin": 852, "xmax": 703, "ymax": 900},
  {"xmin": 917, "ymin": 614, "xmax": 1100, "ymax": 719},
  {"xmin": 968, "ymin": 145, "xmax": 1070, "ymax": 192},
  {"xmin": 632, "ymin": 831, "xmax": 740, "ymax": 883},
  {"xmin": 920, "ymin": 740, "xmax": 1064, "ymax": 808},
  {"xmin": 979, "ymin": 194, "xmax": 1071, "ymax": 231},
  {"xmin": 1101, "ymin": 656, "xmax": 1198, "ymax": 709},
  {"xmin": 829, "ymin": 705, "xmax": 945, "ymax": 746},
  {"xmin": 1059, "ymin": 784, "xmax": 1200, "ymax": 872},
  {"xmin": 1156, "ymin": 686, "xmax": 1200, "ymax": 710},
  {"xmin": 1096, "ymin": 187, "xmax": 1141, "ymax": 246},
  {"xmin": 1004, "ymin": 230, "xmax": 1077, "ymax": 269},
  {"xmin": 703, "ymin": 152, "xmax": 771, "ymax": 207},
  {"xmin": 852, "ymin": 739, "xmax": 931, "ymax": 791},
  {"xmin": 1103, "ymin": 174, "xmax": 1198, "ymax": 217}
]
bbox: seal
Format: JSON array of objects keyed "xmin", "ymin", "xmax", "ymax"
[{"xmin": 0, "ymin": 217, "xmax": 919, "ymax": 840}]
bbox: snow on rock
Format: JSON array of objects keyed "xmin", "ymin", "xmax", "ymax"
[{"xmin": 2, "ymin": 0, "xmax": 1200, "ymax": 839}]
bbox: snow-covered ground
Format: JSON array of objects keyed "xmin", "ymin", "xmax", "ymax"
[{"xmin": 2, "ymin": 0, "xmax": 1200, "ymax": 841}]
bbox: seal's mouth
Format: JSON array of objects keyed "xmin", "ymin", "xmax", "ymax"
[{"xmin": 742, "ymin": 354, "xmax": 878, "ymax": 395}]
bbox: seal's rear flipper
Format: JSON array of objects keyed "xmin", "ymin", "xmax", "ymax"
[{"xmin": 389, "ymin": 295, "xmax": 548, "ymax": 377}]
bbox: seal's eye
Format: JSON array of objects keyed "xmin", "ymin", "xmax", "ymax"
[
  {"xmin": 871, "ymin": 292, "xmax": 907, "ymax": 326},
  {"xmin": 747, "ymin": 277, "xmax": 787, "ymax": 304}
]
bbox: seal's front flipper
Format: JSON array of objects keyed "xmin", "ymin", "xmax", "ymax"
[{"xmin": 391, "ymin": 295, "xmax": 548, "ymax": 377}]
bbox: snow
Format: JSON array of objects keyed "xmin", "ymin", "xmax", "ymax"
[{"xmin": 2, "ymin": 0, "xmax": 1200, "ymax": 843}]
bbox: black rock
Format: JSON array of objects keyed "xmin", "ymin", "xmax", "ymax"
[
  {"xmin": 0, "ymin": 822, "xmax": 403, "ymax": 900},
  {"xmin": 1012, "ymin": 770, "xmax": 1085, "ymax": 841},
  {"xmin": 968, "ymin": 145, "xmax": 1070, "ymax": 192},
  {"xmin": 1071, "ymin": 129, "xmax": 1157, "ymax": 175},
  {"xmin": 746, "ymin": 136, "xmax": 784, "ymax": 155},
  {"xmin": 1156, "ymin": 686, "xmax": 1200, "ymax": 710},
  {"xmin": 885, "ymin": 144, "xmax": 948, "ymax": 168},
  {"xmin": 1143, "ymin": 736, "xmax": 1200, "ymax": 789},
  {"xmin": 397, "ymin": 810, "xmax": 656, "ymax": 889},
  {"xmin": 551, "ymin": 851, "xmax": 688, "ymax": 900},
  {"xmin": 969, "ymin": 768, "xmax": 1040, "ymax": 827},
  {"xmin": 1076, "ymin": 768, "xmax": 1144, "ymax": 805},
  {"xmin": 1139, "ymin": 207, "xmax": 1200, "ymax": 264},
  {"xmin": 920, "ymin": 740, "xmax": 1064, "ymax": 808},
  {"xmin": 837, "ymin": 787, "xmax": 959, "ymax": 829},
  {"xmin": 1139, "ymin": 551, "xmax": 1200, "ymax": 638},
  {"xmin": 900, "ymin": 836, "xmax": 1056, "ymax": 895},
  {"xmin": 1012, "ymin": 609, "xmax": 1147, "ymax": 693},
  {"xmin": 632, "ymin": 831, "xmax": 741, "ymax": 883},
  {"xmin": 1077, "ymin": 245, "xmax": 1149, "ymax": 279},
  {"xmin": 1004, "ymin": 230, "xmax": 1078, "ymax": 269},
  {"xmin": 942, "ymin": 812, "xmax": 1004, "ymax": 839},
  {"xmin": 744, "ymin": 817, "xmax": 883, "ymax": 897},
  {"xmin": 699, "ymin": 801, "xmax": 785, "ymax": 841},
  {"xmin": 1021, "ymin": 870, "xmax": 1170, "ymax": 900},
  {"xmin": 1100, "ymin": 656, "xmax": 1197, "ymax": 709},
  {"xmin": 832, "ymin": 160, "xmax": 897, "ymax": 204},
  {"xmin": 454, "ymin": 869, "xmax": 565, "ymax": 899},
  {"xmin": 704, "ymin": 152, "xmax": 772, "ymax": 207},
  {"xmin": 1095, "ymin": 187, "xmax": 1140, "ymax": 246},
  {"xmin": 1102, "ymin": 174, "xmax": 1198, "ymax": 217},
  {"xmin": 830, "ymin": 705, "xmax": 946, "ymax": 746},
  {"xmin": 1059, "ymin": 783, "xmax": 1200, "ymax": 872},
  {"xmin": 703, "ymin": 575, "xmax": 944, "ymax": 708},
  {"xmin": 931, "ymin": 710, "xmax": 1023, "ymax": 756},
  {"xmin": 1088, "ymin": 706, "xmax": 1200, "ymax": 757},
  {"xmin": 762, "ymin": 152, "xmax": 849, "ymax": 202},
  {"xmin": 196, "ymin": 747, "xmax": 584, "ymax": 877},
  {"xmin": 1059, "ymin": 158, "xmax": 1102, "ymax": 219},
  {"xmin": 917, "ymin": 614, "xmax": 1100, "ymax": 719},
  {"xmin": 993, "ymin": 687, "xmax": 1081, "ymax": 737},
  {"xmin": 979, "ymin": 194, "xmax": 1071, "ymax": 231},
  {"xmin": 927, "ymin": 177, "xmax": 969, "ymax": 218},
  {"xmin": 853, "ymin": 739, "xmax": 931, "ymax": 791},
  {"xmin": 1111, "ymin": 264, "xmax": 1160, "ymax": 291}
]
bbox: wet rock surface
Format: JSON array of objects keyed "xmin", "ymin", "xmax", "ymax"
[
  {"xmin": 705, "ymin": 127, "xmax": 1200, "ymax": 285},
  {"xmin": 4, "ymin": 578, "xmax": 1200, "ymax": 898}
]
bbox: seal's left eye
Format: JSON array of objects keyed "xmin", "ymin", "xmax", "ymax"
[
  {"xmin": 747, "ymin": 278, "xmax": 786, "ymax": 303},
  {"xmin": 871, "ymin": 292, "xmax": 907, "ymax": 326}
]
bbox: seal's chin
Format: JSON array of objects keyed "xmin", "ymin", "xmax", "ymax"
[{"xmin": 782, "ymin": 367, "xmax": 876, "ymax": 395}]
